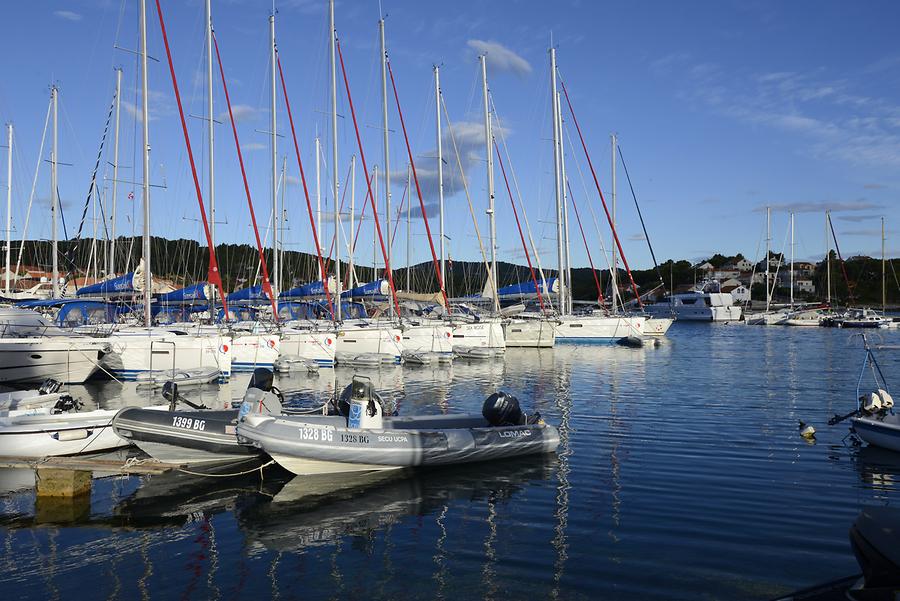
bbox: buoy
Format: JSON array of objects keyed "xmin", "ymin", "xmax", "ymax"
[{"xmin": 798, "ymin": 420, "xmax": 816, "ymax": 440}]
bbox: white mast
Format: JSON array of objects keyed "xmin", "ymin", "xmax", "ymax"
[
  {"xmin": 315, "ymin": 136, "xmax": 321, "ymax": 236},
  {"xmin": 610, "ymin": 132, "xmax": 618, "ymax": 313},
  {"xmin": 269, "ymin": 13, "xmax": 279, "ymax": 298},
  {"xmin": 140, "ymin": 0, "xmax": 152, "ymax": 324},
  {"xmin": 406, "ymin": 162, "xmax": 411, "ymax": 290},
  {"xmin": 51, "ymin": 86, "xmax": 59, "ymax": 298},
  {"xmin": 549, "ymin": 48, "xmax": 566, "ymax": 315},
  {"xmin": 825, "ymin": 211, "xmax": 831, "ymax": 306},
  {"xmin": 109, "ymin": 67, "xmax": 122, "ymax": 278},
  {"xmin": 789, "ymin": 211, "xmax": 794, "ymax": 307},
  {"xmin": 330, "ymin": 0, "xmax": 341, "ymax": 320},
  {"xmin": 206, "ymin": 0, "xmax": 217, "ymax": 311},
  {"xmin": 379, "ymin": 17, "xmax": 392, "ymax": 306},
  {"xmin": 558, "ymin": 91, "xmax": 571, "ymax": 314},
  {"xmin": 882, "ymin": 216, "xmax": 886, "ymax": 314},
  {"xmin": 481, "ymin": 55, "xmax": 498, "ymax": 314},
  {"xmin": 4, "ymin": 123, "xmax": 11, "ymax": 294},
  {"xmin": 349, "ymin": 154, "xmax": 355, "ymax": 290},
  {"xmin": 765, "ymin": 206, "xmax": 771, "ymax": 309},
  {"xmin": 435, "ymin": 65, "xmax": 445, "ymax": 286},
  {"xmin": 373, "ymin": 165, "xmax": 378, "ymax": 279}
]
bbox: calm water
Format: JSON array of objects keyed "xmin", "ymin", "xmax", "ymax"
[{"xmin": 2, "ymin": 324, "xmax": 900, "ymax": 600}]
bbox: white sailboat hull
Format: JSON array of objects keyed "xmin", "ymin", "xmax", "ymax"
[
  {"xmin": 503, "ymin": 319, "xmax": 556, "ymax": 348},
  {"xmin": 401, "ymin": 323, "xmax": 453, "ymax": 355},
  {"xmin": 335, "ymin": 321, "xmax": 404, "ymax": 363},
  {"xmin": 451, "ymin": 319, "xmax": 506, "ymax": 350},
  {"xmin": 99, "ymin": 328, "xmax": 232, "ymax": 381},
  {"xmin": 279, "ymin": 327, "xmax": 337, "ymax": 367},
  {"xmin": 555, "ymin": 315, "xmax": 645, "ymax": 343},
  {"xmin": 643, "ymin": 317, "xmax": 674, "ymax": 336}
]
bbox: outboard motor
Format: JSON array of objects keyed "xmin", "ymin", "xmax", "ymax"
[
  {"xmin": 39, "ymin": 378, "xmax": 62, "ymax": 395},
  {"xmin": 238, "ymin": 368, "xmax": 283, "ymax": 421},
  {"xmin": 339, "ymin": 376, "xmax": 383, "ymax": 430},
  {"xmin": 482, "ymin": 391, "xmax": 525, "ymax": 426}
]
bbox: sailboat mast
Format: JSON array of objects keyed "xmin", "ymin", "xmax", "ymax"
[
  {"xmin": 406, "ymin": 162, "xmax": 411, "ymax": 290},
  {"xmin": 825, "ymin": 211, "xmax": 831, "ymax": 306},
  {"xmin": 610, "ymin": 132, "xmax": 618, "ymax": 313},
  {"xmin": 330, "ymin": 0, "xmax": 341, "ymax": 320},
  {"xmin": 109, "ymin": 67, "xmax": 122, "ymax": 278},
  {"xmin": 51, "ymin": 86, "xmax": 59, "ymax": 298},
  {"xmin": 789, "ymin": 211, "xmax": 794, "ymax": 307},
  {"xmin": 140, "ymin": 0, "xmax": 152, "ymax": 324},
  {"xmin": 206, "ymin": 0, "xmax": 217, "ymax": 312},
  {"xmin": 882, "ymin": 216, "xmax": 886, "ymax": 314},
  {"xmin": 435, "ymin": 65, "xmax": 445, "ymax": 286},
  {"xmin": 549, "ymin": 47, "xmax": 565, "ymax": 315},
  {"xmin": 379, "ymin": 18, "xmax": 392, "ymax": 308},
  {"xmin": 269, "ymin": 14, "xmax": 279, "ymax": 299},
  {"xmin": 315, "ymin": 136, "xmax": 321, "ymax": 235},
  {"xmin": 481, "ymin": 55, "xmax": 498, "ymax": 313},
  {"xmin": 349, "ymin": 154, "xmax": 355, "ymax": 290},
  {"xmin": 558, "ymin": 91, "xmax": 571, "ymax": 314},
  {"xmin": 4, "ymin": 123, "xmax": 11, "ymax": 294},
  {"xmin": 765, "ymin": 206, "xmax": 771, "ymax": 308}
]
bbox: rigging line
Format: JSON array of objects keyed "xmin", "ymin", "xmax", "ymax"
[
  {"xmin": 335, "ymin": 38, "xmax": 402, "ymax": 317},
  {"xmin": 276, "ymin": 52, "xmax": 334, "ymax": 317},
  {"xmin": 389, "ymin": 172, "xmax": 409, "ymax": 248},
  {"xmin": 557, "ymin": 71, "xmax": 643, "ymax": 309},
  {"xmin": 828, "ymin": 213, "xmax": 855, "ymax": 303},
  {"xmin": 439, "ymin": 91, "xmax": 493, "ymax": 294},
  {"xmin": 212, "ymin": 30, "xmax": 277, "ymax": 321},
  {"xmin": 561, "ymin": 103, "xmax": 614, "ymax": 289},
  {"xmin": 323, "ymin": 158, "xmax": 353, "ymax": 275},
  {"xmin": 565, "ymin": 179, "xmax": 604, "ymax": 307},
  {"xmin": 386, "ymin": 59, "xmax": 448, "ymax": 309},
  {"xmin": 154, "ymin": 0, "xmax": 228, "ymax": 315},
  {"xmin": 14, "ymin": 98, "xmax": 52, "ymax": 280},
  {"xmin": 617, "ymin": 144, "xmax": 663, "ymax": 287},
  {"xmin": 490, "ymin": 94, "xmax": 551, "ymax": 306},
  {"xmin": 347, "ymin": 166, "xmax": 374, "ymax": 284},
  {"xmin": 494, "ymin": 138, "xmax": 546, "ymax": 313}
]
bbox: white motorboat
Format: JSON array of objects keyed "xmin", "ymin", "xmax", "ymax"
[
  {"xmin": 645, "ymin": 280, "xmax": 742, "ymax": 323},
  {"xmin": 0, "ymin": 406, "xmax": 128, "ymax": 457},
  {"xmin": 784, "ymin": 309, "xmax": 824, "ymax": 327},
  {"xmin": 237, "ymin": 378, "xmax": 559, "ymax": 476}
]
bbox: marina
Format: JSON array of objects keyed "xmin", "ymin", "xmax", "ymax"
[
  {"xmin": 0, "ymin": 0, "xmax": 899, "ymax": 598},
  {"xmin": 0, "ymin": 324, "xmax": 899, "ymax": 599}
]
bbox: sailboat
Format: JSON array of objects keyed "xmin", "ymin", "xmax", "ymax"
[{"xmin": 547, "ymin": 50, "xmax": 645, "ymax": 344}]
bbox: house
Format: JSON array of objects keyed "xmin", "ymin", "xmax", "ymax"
[
  {"xmin": 712, "ymin": 268, "xmax": 740, "ymax": 281},
  {"xmin": 735, "ymin": 258, "xmax": 753, "ymax": 271},
  {"xmin": 795, "ymin": 279, "xmax": 816, "ymax": 294}
]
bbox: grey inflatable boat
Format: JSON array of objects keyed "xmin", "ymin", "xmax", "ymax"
[{"xmin": 237, "ymin": 377, "xmax": 559, "ymax": 476}]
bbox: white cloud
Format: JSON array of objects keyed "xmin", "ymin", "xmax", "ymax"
[
  {"xmin": 218, "ymin": 104, "xmax": 257, "ymax": 123},
  {"xmin": 753, "ymin": 200, "xmax": 882, "ymax": 214},
  {"xmin": 466, "ymin": 40, "xmax": 532, "ymax": 76},
  {"xmin": 53, "ymin": 10, "xmax": 82, "ymax": 22},
  {"xmin": 241, "ymin": 142, "xmax": 265, "ymax": 152}
]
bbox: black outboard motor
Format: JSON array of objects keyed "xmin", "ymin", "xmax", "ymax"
[
  {"xmin": 39, "ymin": 378, "xmax": 62, "ymax": 395},
  {"xmin": 249, "ymin": 367, "xmax": 274, "ymax": 393},
  {"xmin": 483, "ymin": 392, "xmax": 526, "ymax": 426}
]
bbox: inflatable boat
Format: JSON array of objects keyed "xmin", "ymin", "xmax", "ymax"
[
  {"xmin": 112, "ymin": 369, "xmax": 284, "ymax": 466},
  {"xmin": 237, "ymin": 377, "xmax": 559, "ymax": 476}
]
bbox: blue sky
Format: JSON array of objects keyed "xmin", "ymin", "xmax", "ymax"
[{"xmin": 1, "ymin": 0, "xmax": 899, "ymax": 278}]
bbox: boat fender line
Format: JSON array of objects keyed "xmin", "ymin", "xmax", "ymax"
[
  {"xmin": 71, "ymin": 344, "xmax": 124, "ymax": 384},
  {"xmin": 176, "ymin": 459, "xmax": 277, "ymax": 480}
]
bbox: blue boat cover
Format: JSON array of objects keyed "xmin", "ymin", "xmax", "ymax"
[
  {"xmin": 279, "ymin": 279, "xmax": 329, "ymax": 299},
  {"xmin": 227, "ymin": 285, "xmax": 270, "ymax": 304},
  {"xmin": 497, "ymin": 277, "xmax": 558, "ymax": 297},
  {"xmin": 341, "ymin": 279, "xmax": 389, "ymax": 298},
  {"xmin": 75, "ymin": 272, "xmax": 137, "ymax": 296},
  {"xmin": 157, "ymin": 283, "xmax": 209, "ymax": 304}
]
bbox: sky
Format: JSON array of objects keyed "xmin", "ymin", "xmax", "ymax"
[{"xmin": 1, "ymin": 0, "xmax": 899, "ymax": 280}]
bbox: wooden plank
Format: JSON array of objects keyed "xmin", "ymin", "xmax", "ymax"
[{"xmin": 0, "ymin": 455, "xmax": 182, "ymax": 475}]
